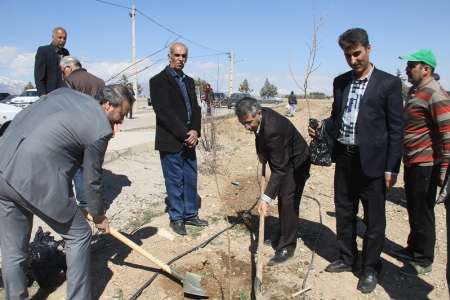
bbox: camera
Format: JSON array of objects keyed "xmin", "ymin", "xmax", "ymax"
[{"xmin": 309, "ymin": 118, "xmax": 319, "ymax": 130}]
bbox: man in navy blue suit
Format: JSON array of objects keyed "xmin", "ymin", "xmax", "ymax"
[
  {"xmin": 309, "ymin": 28, "xmax": 403, "ymax": 293},
  {"xmin": 150, "ymin": 42, "xmax": 208, "ymax": 236}
]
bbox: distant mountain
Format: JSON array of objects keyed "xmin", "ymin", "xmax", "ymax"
[{"xmin": 0, "ymin": 76, "xmax": 27, "ymax": 94}]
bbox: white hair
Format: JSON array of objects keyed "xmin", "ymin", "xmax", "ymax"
[{"xmin": 59, "ymin": 56, "xmax": 81, "ymax": 69}]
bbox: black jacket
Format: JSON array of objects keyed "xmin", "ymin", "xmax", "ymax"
[
  {"xmin": 150, "ymin": 67, "xmax": 201, "ymax": 152},
  {"xmin": 329, "ymin": 68, "xmax": 404, "ymax": 177},
  {"xmin": 34, "ymin": 44, "xmax": 69, "ymax": 96},
  {"xmin": 256, "ymin": 108, "xmax": 310, "ymax": 199},
  {"xmin": 288, "ymin": 93, "xmax": 297, "ymax": 105}
]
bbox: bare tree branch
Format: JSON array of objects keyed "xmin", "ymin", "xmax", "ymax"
[{"xmin": 289, "ymin": 16, "xmax": 323, "ymax": 118}]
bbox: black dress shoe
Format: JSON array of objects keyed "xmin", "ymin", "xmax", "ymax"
[
  {"xmin": 325, "ymin": 259, "xmax": 352, "ymax": 273},
  {"xmin": 357, "ymin": 269, "xmax": 378, "ymax": 294},
  {"xmin": 184, "ymin": 216, "xmax": 209, "ymax": 227},
  {"xmin": 170, "ymin": 220, "xmax": 187, "ymax": 236},
  {"xmin": 267, "ymin": 246, "xmax": 295, "ymax": 266},
  {"xmin": 264, "ymin": 236, "xmax": 280, "ymax": 248}
]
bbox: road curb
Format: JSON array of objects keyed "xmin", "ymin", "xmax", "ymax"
[{"xmin": 104, "ymin": 142, "xmax": 154, "ymax": 164}]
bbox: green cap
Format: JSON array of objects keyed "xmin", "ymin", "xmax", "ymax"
[{"xmin": 399, "ymin": 49, "xmax": 437, "ymax": 69}]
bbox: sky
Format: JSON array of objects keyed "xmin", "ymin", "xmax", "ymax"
[{"xmin": 1, "ymin": 0, "xmax": 450, "ymax": 96}]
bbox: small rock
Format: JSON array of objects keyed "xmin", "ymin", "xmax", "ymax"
[{"xmin": 157, "ymin": 228, "xmax": 175, "ymax": 241}]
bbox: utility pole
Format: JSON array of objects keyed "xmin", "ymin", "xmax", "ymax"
[
  {"xmin": 216, "ymin": 56, "xmax": 220, "ymax": 93},
  {"xmin": 130, "ymin": 3, "xmax": 138, "ymax": 97},
  {"xmin": 228, "ymin": 51, "xmax": 234, "ymax": 96}
]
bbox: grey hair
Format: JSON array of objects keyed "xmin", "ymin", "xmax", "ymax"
[
  {"xmin": 96, "ymin": 84, "xmax": 135, "ymax": 107},
  {"xmin": 235, "ymin": 97, "xmax": 261, "ymax": 118},
  {"xmin": 59, "ymin": 56, "xmax": 81, "ymax": 69},
  {"xmin": 169, "ymin": 42, "xmax": 188, "ymax": 55}
]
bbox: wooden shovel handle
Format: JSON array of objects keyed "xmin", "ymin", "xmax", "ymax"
[
  {"xmin": 256, "ymin": 163, "xmax": 267, "ymax": 282},
  {"xmin": 85, "ymin": 212, "xmax": 172, "ymax": 274}
]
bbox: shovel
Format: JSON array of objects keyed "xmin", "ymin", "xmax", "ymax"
[
  {"xmin": 254, "ymin": 163, "xmax": 267, "ymax": 299},
  {"xmin": 85, "ymin": 212, "xmax": 207, "ymax": 297}
]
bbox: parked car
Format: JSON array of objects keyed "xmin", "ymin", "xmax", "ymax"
[
  {"xmin": 0, "ymin": 103, "xmax": 21, "ymax": 136},
  {"xmin": 0, "ymin": 92, "xmax": 11, "ymax": 101},
  {"xmin": 8, "ymin": 88, "xmax": 39, "ymax": 108},
  {"xmin": 213, "ymin": 92, "xmax": 226, "ymax": 107},
  {"xmin": 0, "ymin": 94, "xmax": 17, "ymax": 103},
  {"xmin": 226, "ymin": 92, "xmax": 251, "ymax": 109},
  {"xmin": 260, "ymin": 96, "xmax": 284, "ymax": 104}
]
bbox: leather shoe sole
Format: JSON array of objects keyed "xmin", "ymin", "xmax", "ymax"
[{"xmin": 185, "ymin": 217, "xmax": 209, "ymax": 227}]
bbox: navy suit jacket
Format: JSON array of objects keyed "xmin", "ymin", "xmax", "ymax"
[
  {"xmin": 150, "ymin": 68, "xmax": 201, "ymax": 152},
  {"xmin": 328, "ymin": 68, "xmax": 404, "ymax": 178}
]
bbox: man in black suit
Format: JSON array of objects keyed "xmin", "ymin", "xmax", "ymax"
[
  {"xmin": 309, "ymin": 28, "xmax": 403, "ymax": 293},
  {"xmin": 34, "ymin": 27, "xmax": 70, "ymax": 96},
  {"xmin": 150, "ymin": 42, "xmax": 207, "ymax": 236},
  {"xmin": 236, "ymin": 97, "xmax": 310, "ymax": 265}
]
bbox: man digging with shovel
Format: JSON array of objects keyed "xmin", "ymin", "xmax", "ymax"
[
  {"xmin": 235, "ymin": 97, "xmax": 311, "ymax": 265},
  {"xmin": 0, "ymin": 85, "xmax": 133, "ymax": 300}
]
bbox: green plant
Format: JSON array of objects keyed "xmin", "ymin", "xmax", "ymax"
[{"xmin": 239, "ymin": 291, "xmax": 249, "ymax": 300}]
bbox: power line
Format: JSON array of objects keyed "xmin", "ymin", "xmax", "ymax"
[
  {"xmin": 106, "ymin": 44, "xmax": 169, "ymax": 82},
  {"xmin": 93, "ymin": 0, "xmax": 227, "ymax": 55},
  {"xmin": 189, "ymin": 53, "xmax": 229, "ymax": 59},
  {"xmin": 94, "ymin": 0, "xmax": 130, "ymax": 10},
  {"xmin": 135, "ymin": 8, "xmax": 227, "ymax": 54},
  {"xmin": 111, "ymin": 52, "xmax": 229, "ymax": 83},
  {"xmin": 94, "ymin": 0, "xmax": 230, "ymax": 85},
  {"xmin": 124, "ymin": 57, "xmax": 167, "ymax": 79}
]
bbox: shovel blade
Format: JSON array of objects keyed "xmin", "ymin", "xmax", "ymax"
[
  {"xmin": 183, "ymin": 272, "xmax": 207, "ymax": 297},
  {"xmin": 254, "ymin": 277, "xmax": 265, "ymax": 300}
]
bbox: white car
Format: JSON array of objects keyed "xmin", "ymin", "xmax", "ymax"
[
  {"xmin": 8, "ymin": 88, "xmax": 39, "ymax": 108},
  {"xmin": 0, "ymin": 102, "xmax": 21, "ymax": 136}
]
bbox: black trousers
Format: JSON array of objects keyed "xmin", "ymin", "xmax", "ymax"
[
  {"xmin": 276, "ymin": 159, "xmax": 310, "ymax": 251},
  {"xmin": 404, "ymin": 164, "xmax": 439, "ymax": 266},
  {"xmin": 334, "ymin": 143, "xmax": 386, "ymax": 269}
]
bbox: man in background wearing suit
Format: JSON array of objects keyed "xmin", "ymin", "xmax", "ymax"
[
  {"xmin": 0, "ymin": 85, "xmax": 133, "ymax": 299},
  {"xmin": 34, "ymin": 27, "xmax": 70, "ymax": 96},
  {"xmin": 309, "ymin": 28, "xmax": 403, "ymax": 293},
  {"xmin": 60, "ymin": 56, "xmax": 105, "ymax": 98},
  {"xmin": 236, "ymin": 97, "xmax": 310, "ymax": 266},
  {"xmin": 150, "ymin": 42, "xmax": 208, "ymax": 236}
]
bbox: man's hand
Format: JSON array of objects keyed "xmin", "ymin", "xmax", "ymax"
[
  {"xmin": 185, "ymin": 130, "xmax": 199, "ymax": 148},
  {"xmin": 258, "ymin": 201, "xmax": 269, "ymax": 216},
  {"xmin": 308, "ymin": 126, "xmax": 316, "ymax": 138},
  {"xmin": 92, "ymin": 215, "xmax": 110, "ymax": 233},
  {"xmin": 385, "ymin": 173, "xmax": 397, "ymax": 189}
]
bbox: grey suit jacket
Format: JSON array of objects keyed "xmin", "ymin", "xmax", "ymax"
[{"xmin": 0, "ymin": 88, "xmax": 113, "ymax": 223}]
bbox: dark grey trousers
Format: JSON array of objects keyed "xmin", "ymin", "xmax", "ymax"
[{"xmin": 0, "ymin": 176, "xmax": 92, "ymax": 300}]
